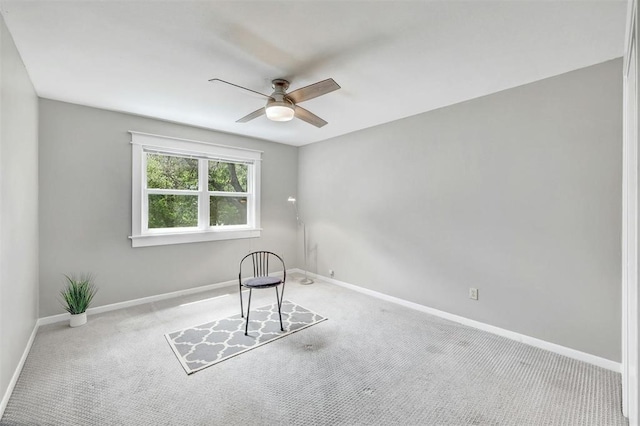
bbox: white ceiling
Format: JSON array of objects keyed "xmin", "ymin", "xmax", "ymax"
[{"xmin": 0, "ymin": 1, "xmax": 627, "ymax": 146}]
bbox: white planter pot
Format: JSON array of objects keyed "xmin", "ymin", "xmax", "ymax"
[{"xmin": 69, "ymin": 312, "xmax": 87, "ymax": 327}]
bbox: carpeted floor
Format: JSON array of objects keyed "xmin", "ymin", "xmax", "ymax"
[{"xmin": 0, "ymin": 276, "xmax": 627, "ymax": 425}]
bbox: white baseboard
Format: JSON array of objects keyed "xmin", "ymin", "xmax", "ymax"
[
  {"xmin": 291, "ymin": 269, "xmax": 621, "ymax": 372},
  {"xmin": 37, "ymin": 270, "xmax": 291, "ymax": 326},
  {"xmin": 1, "ymin": 321, "xmax": 38, "ymax": 418},
  {"xmin": 38, "ymin": 278, "xmax": 240, "ymax": 326}
]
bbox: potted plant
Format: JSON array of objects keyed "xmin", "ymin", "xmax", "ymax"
[{"xmin": 59, "ymin": 274, "xmax": 97, "ymax": 327}]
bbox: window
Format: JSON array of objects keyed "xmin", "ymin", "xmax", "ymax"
[{"xmin": 130, "ymin": 132, "xmax": 261, "ymax": 247}]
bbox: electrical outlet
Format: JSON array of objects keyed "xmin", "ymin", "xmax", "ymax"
[
  {"xmin": 469, "ymin": 288, "xmax": 478, "ymax": 300},
  {"xmin": 329, "ymin": 269, "xmax": 335, "ymax": 278}
]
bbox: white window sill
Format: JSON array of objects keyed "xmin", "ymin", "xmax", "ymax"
[{"xmin": 130, "ymin": 228, "xmax": 261, "ymax": 247}]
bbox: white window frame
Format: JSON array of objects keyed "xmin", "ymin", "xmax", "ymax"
[{"xmin": 130, "ymin": 131, "xmax": 261, "ymax": 247}]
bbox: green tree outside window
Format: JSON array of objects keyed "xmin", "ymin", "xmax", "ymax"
[{"xmin": 146, "ymin": 153, "xmax": 249, "ymax": 229}]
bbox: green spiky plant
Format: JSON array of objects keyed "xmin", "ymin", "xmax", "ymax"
[{"xmin": 59, "ymin": 274, "xmax": 97, "ymax": 315}]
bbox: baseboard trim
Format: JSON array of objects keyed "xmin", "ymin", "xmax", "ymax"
[
  {"xmin": 292, "ymin": 269, "xmax": 621, "ymax": 372},
  {"xmin": 1, "ymin": 321, "xmax": 38, "ymax": 418},
  {"xmin": 38, "ymin": 278, "xmax": 240, "ymax": 326}
]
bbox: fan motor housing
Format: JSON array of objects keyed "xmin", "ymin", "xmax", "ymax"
[
  {"xmin": 270, "ymin": 79, "xmax": 291, "ymax": 102},
  {"xmin": 272, "ymin": 79, "xmax": 290, "ymax": 91}
]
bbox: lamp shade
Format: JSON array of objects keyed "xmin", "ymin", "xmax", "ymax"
[{"xmin": 266, "ymin": 101, "xmax": 295, "ymax": 122}]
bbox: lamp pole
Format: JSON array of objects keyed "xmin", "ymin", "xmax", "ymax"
[{"xmin": 288, "ymin": 196, "xmax": 313, "ymax": 285}]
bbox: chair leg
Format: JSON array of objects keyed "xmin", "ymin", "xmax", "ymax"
[
  {"xmin": 275, "ymin": 286, "xmax": 284, "ymax": 332},
  {"xmin": 244, "ymin": 288, "xmax": 252, "ymax": 336},
  {"xmin": 279, "ymin": 282, "xmax": 285, "ymax": 311},
  {"xmin": 239, "ymin": 283, "xmax": 244, "ymax": 318}
]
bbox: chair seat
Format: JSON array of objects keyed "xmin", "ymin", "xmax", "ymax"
[{"xmin": 243, "ymin": 276, "xmax": 282, "ymax": 288}]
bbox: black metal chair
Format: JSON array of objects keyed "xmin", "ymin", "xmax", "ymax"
[{"xmin": 238, "ymin": 251, "xmax": 287, "ymax": 336}]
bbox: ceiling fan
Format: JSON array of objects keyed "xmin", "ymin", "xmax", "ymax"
[{"xmin": 209, "ymin": 77, "xmax": 340, "ymax": 128}]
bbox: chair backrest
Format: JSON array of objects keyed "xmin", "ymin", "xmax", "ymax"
[{"xmin": 239, "ymin": 251, "xmax": 286, "ymax": 281}]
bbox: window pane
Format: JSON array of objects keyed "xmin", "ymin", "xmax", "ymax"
[
  {"xmin": 148, "ymin": 194, "xmax": 198, "ymax": 229},
  {"xmin": 210, "ymin": 196, "xmax": 247, "ymax": 226},
  {"xmin": 208, "ymin": 161, "xmax": 248, "ymax": 192},
  {"xmin": 147, "ymin": 153, "xmax": 198, "ymax": 190}
]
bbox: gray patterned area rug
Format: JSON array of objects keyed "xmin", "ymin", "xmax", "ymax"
[{"xmin": 165, "ymin": 300, "xmax": 327, "ymax": 374}]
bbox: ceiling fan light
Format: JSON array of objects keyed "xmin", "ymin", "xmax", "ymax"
[{"xmin": 265, "ymin": 102, "xmax": 295, "ymax": 122}]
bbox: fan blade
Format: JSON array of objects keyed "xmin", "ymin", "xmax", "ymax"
[
  {"xmin": 237, "ymin": 108, "xmax": 265, "ymax": 123},
  {"xmin": 294, "ymin": 105, "xmax": 328, "ymax": 128},
  {"xmin": 209, "ymin": 78, "xmax": 273, "ymax": 99},
  {"xmin": 287, "ymin": 78, "xmax": 340, "ymax": 104}
]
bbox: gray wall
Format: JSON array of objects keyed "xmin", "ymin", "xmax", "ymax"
[
  {"xmin": 299, "ymin": 59, "xmax": 623, "ymax": 361},
  {"xmin": 0, "ymin": 15, "xmax": 39, "ymax": 407},
  {"xmin": 39, "ymin": 100, "xmax": 298, "ymax": 317}
]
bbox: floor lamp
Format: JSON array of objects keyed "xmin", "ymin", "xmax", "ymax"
[{"xmin": 288, "ymin": 196, "xmax": 313, "ymax": 285}]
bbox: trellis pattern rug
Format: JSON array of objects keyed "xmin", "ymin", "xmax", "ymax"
[{"xmin": 165, "ymin": 300, "xmax": 327, "ymax": 374}]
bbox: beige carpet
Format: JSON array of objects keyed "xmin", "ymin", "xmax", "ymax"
[{"xmin": 0, "ymin": 276, "xmax": 627, "ymax": 425}]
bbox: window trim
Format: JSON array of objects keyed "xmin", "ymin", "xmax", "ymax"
[{"xmin": 130, "ymin": 131, "xmax": 262, "ymax": 247}]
